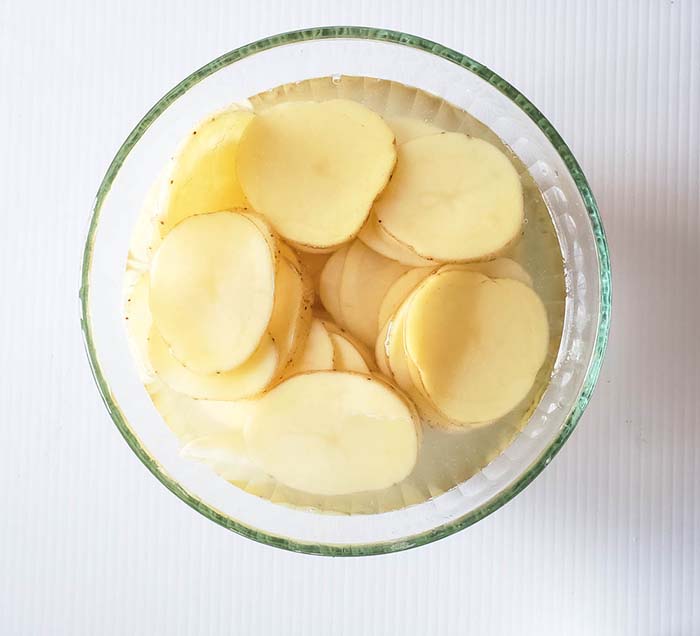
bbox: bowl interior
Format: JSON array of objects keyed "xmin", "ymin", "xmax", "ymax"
[{"xmin": 81, "ymin": 28, "xmax": 610, "ymax": 555}]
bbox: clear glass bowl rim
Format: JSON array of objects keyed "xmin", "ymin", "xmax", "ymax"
[{"xmin": 79, "ymin": 26, "xmax": 612, "ymax": 556}]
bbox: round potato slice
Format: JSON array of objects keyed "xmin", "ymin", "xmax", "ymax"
[
  {"xmin": 358, "ymin": 212, "xmax": 434, "ymax": 267},
  {"xmin": 159, "ymin": 108, "xmax": 254, "ymax": 236},
  {"xmin": 244, "ymin": 371, "xmax": 420, "ymax": 495},
  {"xmin": 328, "ymin": 332, "xmax": 369, "ymax": 373},
  {"xmin": 338, "ymin": 240, "xmax": 409, "ymax": 347},
  {"xmin": 318, "ymin": 245, "xmax": 349, "ymax": 326},
  {"xmin": 237, "ymin": 99, "xmax": 396, "ymax": 250},
  {"xmin": 123, "ymin": 271, "xmax": 154, "ymax": 382},
  {"xmin": 181, "ymin": 430, "xmax": 270, "ymax": 484},
  {"xmin": 385, "ymin": 116, "xmax": 442, "ymax": 145},
  {"xmin": 377, "ymin": 266, "xmax": 437, "ymax": 331},
  {"xmin": 148, "ymin": 328, "xmax": 279, "ymax": 401},
  {"xmin": 147, "ymin": 381, "xmax": 256, "ymax": 442},
  {"xmin": 149, "ymin": 211, "xmax": 276, "ymax": 374},
  {"xmin": 296, "ymin": 250, "xmax": 330, "ymax": 300},
  {"xmin": 374, "ymin": 133, "xmax": 524, "ymax": 261},
  {"xmin": 405, "ymin": 270, "xmax": 548, "ymax": 424},
  {"xmin": 267, "ymin": 257, "xmax": 314, "ymax": 376},
  {"xmin": 439, "ymin": 257, "xmax": 533, "ymax": 288},
  {"xmin": 286, "ymin": 318, "xmax": 334, "ymax": 375},
  {"xmin": 374, "ymin": 319, "xmax": 394, "ymax": 379},
  {"xmin": 322, "ymin": 321, "xmax": 376, "ymax": 372},
  {"xmin": 384, "ymin": 301, "xmax": 456, "ymax": 430}
]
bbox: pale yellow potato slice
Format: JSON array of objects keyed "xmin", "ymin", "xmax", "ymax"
[
  {"xmin": 439, "ymin": 257, "xmax": 533, "ymax": 287},
  {"xmin": 318, "ymin": 245, "xmax": 349, "ymax": 326},
  {"xmin": 148, "ymin": 328, "xmax": 279, "ymax": 401},
  {"xmin": 374, "ymin": 320, "xmax": 393, "ymax": 379},
  {"xmin": 237, "ymin": 99, "xmax": 396, "ymax": 250},
  {"xmin": 238, "ymin": 210, "xmax": 279, "ymax": 259},
  {"xmin": 127, "ymin": 175, "xmax": 164, "ymax": 270},
  {"xmin": 181, "ymin": 430, "xmax": 270, "ymax": 484},
  {"xmin": 296, "ymin": 250, "xmax": 330, "ymax": 299},
  {"xmin": 123, "ymin": 271, "xmax": 154, "ymax": 382},
  {"xmin": 158, "ymin": 108, "xmax": 254, "ymax": 236},
  {"xmin": 374, "ymin": 133, "xmax": 524, "ymax": 261},
  {"xmin": 358, "ymin": 212, "xmax": 434, "ymax": 267},
  {"xmin": 149, "ymin": 211, "xmax": 275, "ymax": 374},
  {"xmin": 147, "ymin": 381, "xmax": 255, "ymax": 442},
  {"xmin": 267, "ymin": 257, "xmax": 314, "ymax": 377},
  {"xmin": 377, "ymin": 266, "xmax": 437, "ymax": 331},
  {"xmin": 322, "ymin": 321, "xmax": 376, "ymax": 372},
  {"xmin": 338, "ymin": 240, "xmax": 409, "ymax": 347},
  {"xmin": 385, "ymin": 116, "xmax": 442, "ymax": 145},
  {"xmin": 328, "ymin": 332, "xmax": 369, "ymax": 373},
  {"xmin": 286, "ymin": 318, "xmax": 334, "ymax": 375},
  {"xmin": 244, "ymin": 371, "xmax": 420, "ymax": 495},
  {"xmin": 384, "ymin": 301, "xmax": 455, "ymax": 430},
  {"xmin": 405, "ymin": 270, "xmax": 548, "ymax": 424}
]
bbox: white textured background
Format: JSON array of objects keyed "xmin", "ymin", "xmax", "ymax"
[{"xmin": 1, "ymin": 1, "xmax": 698, "ymax": 634}]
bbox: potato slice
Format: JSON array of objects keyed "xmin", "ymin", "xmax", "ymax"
[
  {"xmin": 237, "ymin": 210, "xmax": 278, "ymax": 259},
  {"xmin": 237, "ymin": 100, "xmax": 396, "ymax": 250},
  {"xmin": 338, "ymin": 240, "xmax": 408, "ymax": 347},
  {"xmin": 377, "ymin": 266, "xmax": 437, "ymax": 331},
  {"xmin": 383, "ymin": 301, "xmax": 455, "ymax": 429},
  {"xmin": 149, "ymin": 211, "xmax": 275, "ymax": 374},
  {"xmin": 328, "ymin": 332, "xmax": 369, "ymax": 373},
  {"xmin": 376, "ymin": 258, "xmax": 530, "ymax": 339},
  {"xmin": 158, "ymin": 108, "xmax": 254, "ymax": 236},
  {"xmin": 244, "ymin": 371, "xmax": 420, "ymax": 495},
  {"xmin": 358, "ymin": 212, "xmax": 434, "ymax": 267},
  {"xmin": 385, "ymin": 116, "xmax": 442, "ymax": 145},
  {"xmin": 296, "ymin": 250, "xmax": 330, "ymax": 300},
  {"xmin": 318, "ymin": 245, "xmax": 349, "ymax": 326},
  {"xmin": 439, "ymin": 257, "xmax": 533, "ymax": 287},
  {"xmin": 148, "ymin": 328, "xmax": 278, "ymax": 401},
  {"xmin": 147, "ymin": 381, "xmax": 255, "ymax": 442},
  {"xmin": 374, "ymin": 133, "xmax": 524, "ymax": 261},
  {"xmin": 123, "ymin": 271, "xmax": 154, "ymax": 382},
  {"xmin": 322, "ymin": 321, "xmax": 376, "ymax": 372},
  {"xmin": 286, "ymin": 318, "xmax": 334, "ymax": 374},
  {"xmin": 181, "ymin": 430, "xmax": 270, "ymax": 484},
  {"xmin": 405, "ymin": 270, "xmax": 548, "ymax": 423},
  {"xmin": 268, "ymin": 257, "xmax": 314, "ymax": 376}
]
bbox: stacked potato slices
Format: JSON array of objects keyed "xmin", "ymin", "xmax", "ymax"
[{"xmin": 127, "ymin": 93, "xmax": 550, "ymax": 500}]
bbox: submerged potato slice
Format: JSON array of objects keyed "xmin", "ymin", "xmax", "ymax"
[
  {"xmin": 358, "ymin": 212, "xmax": 434, "ymax": 267},
  {"xmin": 149, "ymin": 212, "xmax": 275, "ymax": 374},
  {"xmin": 286, "ymin": 318, "xmax": 334, "ymax": 374},
  {"xmin": 374, "ymin": 133, "xmax": 524, "ymax": 261},
  {"xmin": 385, "ymin": 116, "xmax": 442, "ymax": 145},
  {"xmin": 338, "ymin": 240, "xmax": 408, "ymax": 347},
  {"xmin": 384, "ymin": 302, "xmax": 455, "ymax": 429},
  {"xmin": 322, "ymin": 321, "xmax": 376, "ymax": 372},
  {"xmin": 405, "ymin": 270, "xmax": 548, "ymax": 424},
  {"xmin": 147, "ymin": 381, "xmax": 256, "ymax": 442},
  {"xmin": 318, "ymin": 245, "xmax": 349, "ymax": 326},
  {"xmin": 181, "ymin": 430, "xmax": 270, "ymax": 484},
  {"xmin": 237, "ymin": 99, "xmax": 396, "ymax": 249},
  {"xmin": 267, "ymin": 257, "xmax": 314, "ymax": 376},
  {"xmin": 440, "ymin": 257, "xmax": 533, "ymax": 287},
  {"xmin": 328, "ymin": 332, "xmax": 369, "ymax": 373},
  {"xmin": 296, "ymin": 250, "xmax": 330, "ymax": 299},
  {"xmin": 148, "ymin": 328, "xmax": 279, "ymax": 401},
  {"xmin": 245, "ymin": 371, "xmax": 420, "ymax": 495},
  {"xmin": 159, "ymin": 109, "xmax": 254, "ymax": 235},
  {"xmin": 123, "ymin": 271, "xmax": 154, "ymax": 381},
  {"xmin": 377, "ymin": 266, "xmax": 437, "ymax": 331}
]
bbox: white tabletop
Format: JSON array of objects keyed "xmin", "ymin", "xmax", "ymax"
[{"xmin": 1, "ymin": 1, "xmax": 698, "ymax": 634}]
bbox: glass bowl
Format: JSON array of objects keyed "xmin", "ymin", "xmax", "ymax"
[{"xmin": 80, "ymin": 27, "xmax": 611, "ymax": 556}]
